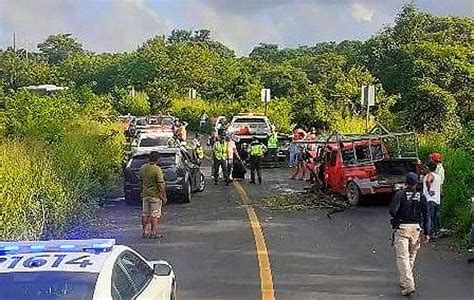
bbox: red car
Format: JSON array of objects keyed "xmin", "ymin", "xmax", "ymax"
[{"xmin": 320, "ymin": 132, "xmax": 422, "ymax": 205}]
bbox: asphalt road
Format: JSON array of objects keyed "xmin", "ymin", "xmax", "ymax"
[{"xmin": 98, "ymin": 167, "xmax": 474, "ymax": 300}]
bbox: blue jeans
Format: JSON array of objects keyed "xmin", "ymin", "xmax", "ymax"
[
  {"xmin": 289, "ymin": 144, "xmax": 299, "ymax": 166},
  {"xmin": 427, "ymin": 201, "xmax": 439, "ymax": 236}
]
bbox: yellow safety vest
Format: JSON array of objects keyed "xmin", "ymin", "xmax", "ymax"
[
  {"xmin": 213, "ymin": 142, "xmax": 226, "ymax": 160},
  {"xmin": 267, "ymin": 134, "xmax": 278, "ymax": 149},
  {"xmin": 250, "ymin": 143, "xmax": 265, "ymax": 157}
]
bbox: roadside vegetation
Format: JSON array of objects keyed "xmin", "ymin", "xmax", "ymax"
[
  {"xmin": 0, "ymin": 89, "xmax": 124, "ymax": 240},
  {"xmin": 0, "ymin": 4, "xmax": 471, "ymax": 241}
]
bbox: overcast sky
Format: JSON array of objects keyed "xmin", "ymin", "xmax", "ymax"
[{"xmin": 0, "ymin": 0, "xmax": 472, "ymax": 55}]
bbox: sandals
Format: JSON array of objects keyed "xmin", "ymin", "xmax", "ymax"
[{"xmin": 149, "ymin": 234, "xmax": 163, "ymax": 239}]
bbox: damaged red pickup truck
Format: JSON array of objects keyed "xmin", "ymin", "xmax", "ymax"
[{"xmin": 320, "ymin": 132, "xmax": 422, "ymax": 205}]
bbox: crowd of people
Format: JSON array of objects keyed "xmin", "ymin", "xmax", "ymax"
[{"xmin": 135, "ymin": 113, "xmax": 449, "ymax": 297}]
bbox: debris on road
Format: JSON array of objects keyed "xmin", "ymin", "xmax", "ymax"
[{"xmin": 261, "ymin": 185, "xmax": 350, "ymax": 217}]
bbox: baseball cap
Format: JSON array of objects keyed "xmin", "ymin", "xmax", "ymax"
[
  {"xmin": 406, "ymin": 172, "xmax": 419, "ymax": 185},
  {"xmin": 431, "ymin": 152, "xmax": 442, "ymax": 162}
]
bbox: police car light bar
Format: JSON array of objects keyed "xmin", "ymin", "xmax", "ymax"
[{"xmin": 0, "ymin": 239, "xmax": 116, "ymax": 255}]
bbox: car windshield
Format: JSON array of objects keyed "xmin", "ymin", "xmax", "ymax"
[
  {"xmin": 0, "ymin": 272, "xmax": 98, "ymax": 300},
  {"xmin": 130, "ymin": 153, "xmax": 177, "ymax": 169},
  {"xmin": 230, "ymin": 118, "xmax": 269, "ymax": 133},
  {"xmin": 139, "ymin": 137, "xmax": 169, "ymax": 147}
]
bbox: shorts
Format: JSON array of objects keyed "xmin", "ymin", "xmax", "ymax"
[{"xmin": 142, "ymin": 197, "xmax": 162, "ymax": 218}]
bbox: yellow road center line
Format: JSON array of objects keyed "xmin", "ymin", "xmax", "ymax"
[{"xmin": 233, "ymin": 181, "xmax": 275, "ymax": 300}]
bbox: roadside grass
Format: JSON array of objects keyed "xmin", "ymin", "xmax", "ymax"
[{"xmin": 0, "ymin": 89, "xmax": 125, "ymax": 240}]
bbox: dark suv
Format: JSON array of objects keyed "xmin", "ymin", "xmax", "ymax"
[{"xmin": 124, "ymin": 148, "xmax": 205, "ymax": 204}]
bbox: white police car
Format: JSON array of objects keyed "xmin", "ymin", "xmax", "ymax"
[{"xmin": 0, "ymin": 239, "xmax": 176, "ymax": 300}]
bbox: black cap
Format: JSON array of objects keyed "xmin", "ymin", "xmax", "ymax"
[{"xmin": 406, "ymin": 172, "xmax": 418, "ymax": 185}]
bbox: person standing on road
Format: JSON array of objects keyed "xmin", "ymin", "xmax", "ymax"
[
  {"xmin": 429, "ymin": 152, "xmax": 445, "ymax": 186},
  {"xmin": 213, "ymin": 136, "xmax": 228, "ymax": 185},
  {"xmin": 389, "ymin": 172, "xmax": 430, "ymax": 297},
  {"xmin": 138, "ymin": 151, "xmax": 167, "ymax": 239},
  {"xmin": 423, "ymin": 162, "xmax": 442, "ymax": 237},
  {"xmin": 249, "ymin": 137, "xmax": 266, "ymax": 184},
  {"xmin": 225, "ymin": 135, "xmax": 239, "ymax": 182},
  {"xmin": 267, "ymin": 126, "xmax": 279, "ymax": 166},
  {"xmin": 199, "ymin": 111, "xmax": 208, "ymax": 133}
]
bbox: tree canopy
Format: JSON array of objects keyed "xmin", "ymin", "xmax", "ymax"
[{"xmin": 0, "ymin": 4, "xmax": 471, "ymax": 138}]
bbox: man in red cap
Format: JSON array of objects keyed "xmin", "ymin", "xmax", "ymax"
[{"xmin": 429, "ymin": 152, "xmax": 445, "ymax": 186}]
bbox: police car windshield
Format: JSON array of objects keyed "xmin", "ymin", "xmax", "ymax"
[
  {"xmin": 0, "ymin": 272, "xmax": 98, "ymax": 300},
  {"xmin": 139, "ymin": 137, "xmax": 169, "ymax": 147},
  {"xmin": 131, "ymin": 153, "xmax": 177, "ymax": 169}
]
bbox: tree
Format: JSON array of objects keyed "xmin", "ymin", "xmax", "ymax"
[
  {"xmin": 249, "ymin": 43, "xmax": 280, "ymax": 63},
  {"xmin": 38, "ymin": 34, "xmax": 84, "ymax": 65},
  {"xmin": 0, "ymin": 49, "xmax": 57, "ymax": 90},
  {"xmin": 291, "ymin": 86, "xmax": 334, "ymax": 129},
  {"xmin": 258, "ymin": 63, "xmax": 310, "ymax": 98},
  {"xmin": 402, "ymin": 81, "xmax": 460, "ymax": 136}
]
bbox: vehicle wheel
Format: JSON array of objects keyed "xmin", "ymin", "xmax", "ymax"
[
  {"xmin": 182, "ymin": 178, "xmax": 192, "ymax": 203},
  {"xmin": 346, "ymin": 181, "xmax": 361, "ymax": 206},
  {"xmin": 197, "ymin": 174, "xmax": 205, "ymax": 192}
]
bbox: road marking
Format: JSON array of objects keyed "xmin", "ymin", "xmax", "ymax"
[{"xmin": 233, "ymin": 181, "xmax": 275, "ymax": 300}]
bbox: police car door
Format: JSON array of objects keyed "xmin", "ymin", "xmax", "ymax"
[{"xmin": 113, "ymin": 251, "xmax": 168, "ymax": 299}]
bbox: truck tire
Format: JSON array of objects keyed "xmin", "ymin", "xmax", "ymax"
[{"xmin": 346, "ymin": 181, "xmax": 361, "ymax": 206}]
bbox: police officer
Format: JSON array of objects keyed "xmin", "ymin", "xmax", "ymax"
[
  {"xmin": 249, "ymin": 137, "xmax": 266, "ymax": 184},
  {"xmin": 389, "ymin": 172, "xmax": 429, "ymax": 297},
  {"xmin": 267, "ymin": 127, "xmax": 278, "ymax": 166},
  {"xmin": 212, "ymin": 136, "xmax": 228, "ymax": 185}
]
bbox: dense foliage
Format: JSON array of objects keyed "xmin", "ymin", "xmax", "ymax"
[
  {"xmin": 0, "ymin": 4, "xmax": 472, "ymax": 239},
  {"xmin": 0, "ymin": 89, "xmax": 124, "ymax": 240}
]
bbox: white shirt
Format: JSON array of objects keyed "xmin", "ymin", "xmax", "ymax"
[
  {"xmin": 226, "ymin": 140, "xmax": 237, "ymax": 159},
  {"xmin": 423, "ymin": 172, "xmax": 442, "ymax": 204},
  {"xmin": 435, "ymin": 163, "xmax": 445, "ymax": 185}
]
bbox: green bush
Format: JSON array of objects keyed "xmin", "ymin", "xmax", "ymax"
[
  {"xmin": 0, "ymin": 89, "xmax": 125, "ymax": 240},
  {"xmin": 419, "ymin": 136, "xmax": 473, "ymax": 239}
]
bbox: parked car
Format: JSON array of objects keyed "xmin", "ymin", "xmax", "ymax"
[
  {"xmin": 0, "ymin": 239, "xmax": 176, "ymax": 300},
  {"xmin": 124, "ymin": 147, "xmax": 205, "ymax": 204},
  {"xmin": 320, "ymin": 132, "xmax": 422, "ymax": 205},
  {"xmin": 227, "ymin": 113, "xmax": 290, "ymax": 162},
  {"xmin": 147, "ymin": 115, "xmax": 175, "ymax": 132},
  {"xmin": 131, "ymin": 132, "xmax": 173, "ymax": 154},
  {"xmin": 130, "ymin": 117, "xmax": 149, "ymax": 137}
]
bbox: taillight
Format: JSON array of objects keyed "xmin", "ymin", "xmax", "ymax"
[{"xmin": 164, "ymin": 168, "xmax": 178, "ymax": 181}]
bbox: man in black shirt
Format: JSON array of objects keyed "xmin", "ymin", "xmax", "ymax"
[{"xmin": 389, "ymin": 172, "xmax": 429, "ymax": 297}]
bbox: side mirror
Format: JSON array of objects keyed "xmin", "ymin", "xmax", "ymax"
[{"xmin": 153, "ymin": 262, "xmax": 172, "ymax": 276}]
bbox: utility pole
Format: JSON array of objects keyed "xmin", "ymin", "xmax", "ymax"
[{"xmin": 13, "ymin": 32, "xmax": 16, "ymax": 53}]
